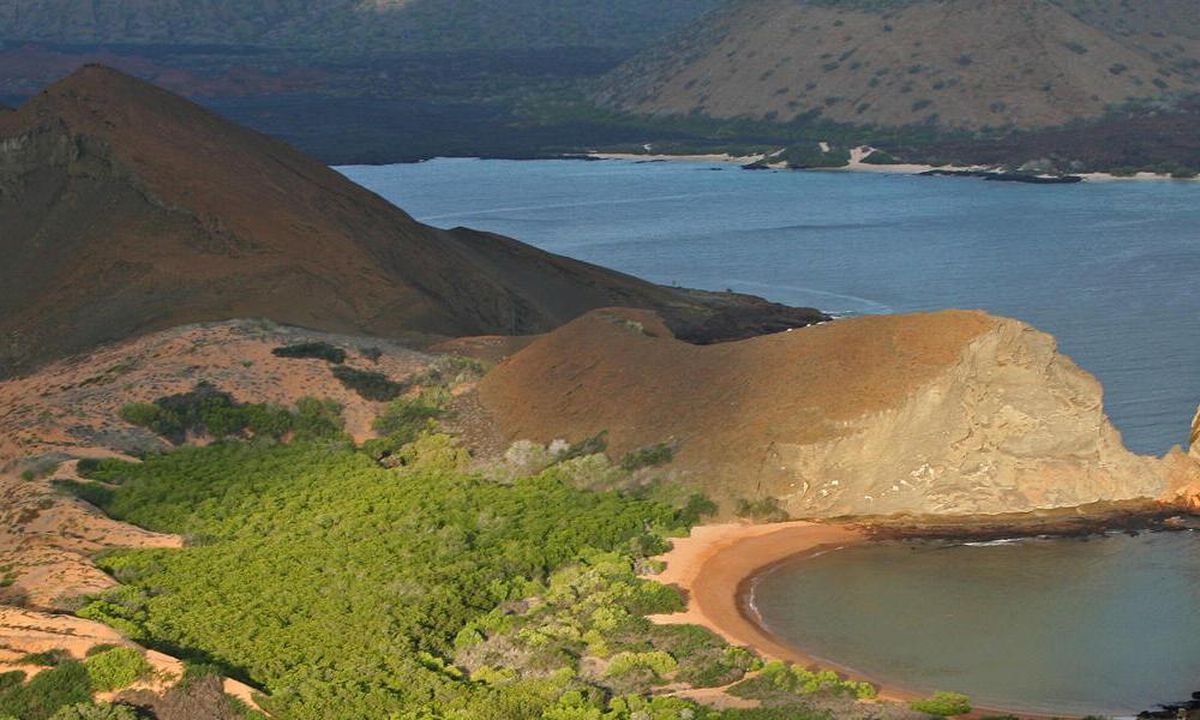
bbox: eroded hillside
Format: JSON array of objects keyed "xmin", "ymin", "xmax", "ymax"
[{"xmin": 480, "ymin": 308, "xmax": 1178, "ymax": 517}]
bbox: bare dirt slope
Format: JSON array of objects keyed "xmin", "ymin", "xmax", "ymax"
[
  {"xmin": 597, "ymin": 0, "xmax": 1200, "ymax": 131},
  {"xmin": 479, "ymin": 308, "xmax": 1175, "ymax": 517},
  {"xmin": 0, "ymin": 319, "xmax": 434, "ymax": 610},
  {"xmin": 0, "ymin": 65, "xmax": 825, "ymax": 377}
]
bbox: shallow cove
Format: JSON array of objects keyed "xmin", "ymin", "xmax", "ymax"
[{"xmin": 749, "ymin": 531, "xmax": 1200, "ymax": 715}]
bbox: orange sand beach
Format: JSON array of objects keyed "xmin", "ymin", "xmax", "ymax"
[
  {"xmin": 644, "ymin": 521, "xmax": 1076, "ymax": 718},
  {"xmin": 642, "ymin": 521, "xmax": 922, "ymax": 700}
]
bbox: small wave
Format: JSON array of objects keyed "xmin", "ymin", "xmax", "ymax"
[
  {"xmin": 728, "ymin": 280, "xmax": 894, "ymax": 314},
  {"xmin": 417, "ymin": 191, "xmax": 732, "ymax": 222},
  {"xmin": 961, "ymin": 538, "xmax": 1028, "ymax": 547}
]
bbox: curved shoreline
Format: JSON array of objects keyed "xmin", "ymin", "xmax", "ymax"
[
  {"xmin": 644, "ymin": 521, "xmax": 921, "ymax": 702},
  {"xmin": 645, "ymin": 521, "xmax": 1077, "ymax": 718}
]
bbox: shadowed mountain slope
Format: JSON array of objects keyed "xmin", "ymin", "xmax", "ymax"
[
  {"xmin": 597, "ymin": 0, "xmax": 1200, "ymax": 131},
  {"xmin": 0, "ymin": 65, "xmax": 824, "ymax": 376}
]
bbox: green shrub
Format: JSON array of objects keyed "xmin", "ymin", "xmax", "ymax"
[
  {"xmin": 291, "ymin": 397, "xmax": 345, "ymax": 441},
  {"xmin": 780, "ymin": 143, "xmax": 851, "ymax": 169},
  {"xmin": 18, "ymin": 649, "xmax": 72, "ymax": 667},
  {"xmin": 272, "ymin": 342, "xmax": 346, "ymax": 364},
  {"xmin": 619, "ymin": 443, "xmax": 674, "ymax": 471},
  {"xmin": 560, "ymin": 431, "xmax": 609, "ymax": 462},
  {"xmin": 910, "ymin": 691, "xmax": 972, "ymax": 716},
  {"xmin": 84, "ymin": 647, "xmax": 152, "ymax": 692},
  {"xmin": 730, "ymin": 660, "xmax": 875, "ymax": 701},
  {"xmin": 734, "ymin": 496, "xmax": 789, "ymax": 522},
  {"xmin": 52, "ymin": 480, "xmax": 115, "ymax": 508},
  {"xmin": 331, "ymin": 366, "xmax": 405, "ymax": 401},
  {"xmin": 119, "ymin": 382, "xmax": 339, "ymax": 444},
  {"xmin": 678, "ymin": 493, "xmax": 719, "ymax": 525},
  {"xmin": 49, "ymin": 703, "xmax": 138, "ymax": 720},
  {"xmin": 0, "ymin": 660, "xmax": 92, "ymax": 720},
  {"xmin": 861, "ymin": 149, "xmax": 900, "ymax": 164},
  {"xmin": 605, "ymin": 651, "xmax": 677, "ymax": 678},
  {"xmin": 364, "ymin": 396, "xmax": 447, "ymax": 459}
]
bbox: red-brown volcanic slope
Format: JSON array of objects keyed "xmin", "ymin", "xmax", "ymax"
[
  {"xmin": 479, "ymin": 308, "xmax": 1175, "ymax": 516},
  {"xmin": 0, "ymin": 65, "xmax": 823, "ymax": 377},
  {"xmin": 480, "ymin": 308, "xmax": 990, "ymax": 459}
]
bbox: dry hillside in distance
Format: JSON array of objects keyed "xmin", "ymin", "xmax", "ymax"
[
  {"xmin": 479, "ymin": 308, "xmax": 1196, "ymax": 518},
  {"xmin": 0, "ymin": 65, "xmax": 825, "ymax": 377},
  {"xmin": 597, "ymin": 0, "xmax": 1200, "ymax": 130}
]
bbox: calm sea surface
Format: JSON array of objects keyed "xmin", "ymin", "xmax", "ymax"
[
  {"xmin": 752, "ymin": 533, "xmax": 1200, "ymax": 715},
  {"xmin": 339, "ymin": 158, "xmax": 1200, "ymax": 455}
]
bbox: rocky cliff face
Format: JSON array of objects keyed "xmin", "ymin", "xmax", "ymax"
[
  {"xmin": 770, "ymin": 317, "xmax": 1163, "ymax": 515},
  {"xmin": 480, "ymin": 308, "xmax": 1171, "ymax": 517}
]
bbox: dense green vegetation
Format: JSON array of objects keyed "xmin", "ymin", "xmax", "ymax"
[
  {"xmin": 82, "ymin": 647, "xmax": 152, "ymax": 693},
  {"xmin": 0, "ymin": 647, "xmax": 153, "ymax": 718},
  {"xmin": 0, "ymin": 662, "xmax": 92, "ymax": 720},
  {"xmin": 56, "ymin": 371, "xmax": 893, "ymax": 719},
  {"xmin": 119, "ymin": 382, "xmax": 344, "ymax": 444},
  {"xmin": 65, "ymin": 401, "xmax": 879, "ymax": 719},
  {"xmin": 728, "ymin": 661, "xmax": 875, "ymax": 702},
  {"xmin": 71, "ymin": 437, "xmax": 693, "ymax": 718}
]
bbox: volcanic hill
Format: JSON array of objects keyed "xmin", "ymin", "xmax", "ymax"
[
  {"xmin": 0, "ymin": 65, "xmax": 823, "ymax": 377},
  {"xmin": 596, "ymin": 0, "xmax": 1200, "ymax": 131},
  {"xmin": 479, "ymin": 307, "xmax": 1194, "ymax": 517}
]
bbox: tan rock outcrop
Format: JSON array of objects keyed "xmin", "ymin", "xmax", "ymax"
[{"xmin": 480, "ymin": 308, "xmax": 1171, "ymax": 517}]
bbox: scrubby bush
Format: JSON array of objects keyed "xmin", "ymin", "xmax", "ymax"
[
  {"xmin": 18, "ymin": 649, "xmax": 72, "ymax": 667},
  {"xmin": 0, "ymin": 661, "xmax": 92, "ymax": 720},
  {"xmin": 620, "ymin": 442, "xmax": 674, "ymax": 471},
  {"xmin": 735, "ymin": 496, "xmax": 789, "ymax": 522},
  {"xmin": 730, "ymin": 660, "xmax": 876, "ymax": 701},
  {"xmin": 119, "ymin": 382, "xmax": 311, "ymax": 444},
  {"xmin": 910, "ymin": 691, "xmax": 972, "ymax": 716},
  {"xmin": 861, "ymin": 149, "xmax": 900, "ymax": 164},
  {"xmin": 271, "ymin": 342, "xmax": 346, "ymax": 364},
  {"xmin": 84, "ymin": 647, "xmax": 152, "ymax": 692},
  {"xmin": 49, "ymin": 702, "xmax": 138, "ymax": 720},
  {"xmin": 365, "ymin": 395, "xmax": 446, "ymax": 457},
  {"xmin": 780, "ymin": 143, "xmax": 851, "ymax": 169},
  {"xmin": 560, "ymin": 431, "xmax": 609, "ymax": 462},
  {"xmin": 605, "ymin": 651, "xmax": 677, "ymax": 678},
  {"xmin": 331, "ymin": 366, "xmax": 405, "ymax": 401}
]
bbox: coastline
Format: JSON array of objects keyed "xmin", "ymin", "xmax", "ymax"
[
  {"xmin": 586, "ymin": 150, "xmax": 1198, "ymax": 182},
  {"xmin": 643, "ymin": 519, "xmax": 1143, "ymax": 718},
  {"xmin": 643, "ymin": 521, "xmax": 920, "ymax": 702}
]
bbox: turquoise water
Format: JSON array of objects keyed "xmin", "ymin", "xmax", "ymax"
[
  {"xmin": 339, "ymin": 158, "xmax": 1200, "ymax": 455},
  {"xmin": 751, "ymin": 533, "xmax": 1200, "ymax": 715}
]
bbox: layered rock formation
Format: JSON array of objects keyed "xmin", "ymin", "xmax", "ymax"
[{"xmin": 480, "ymin": 308, "xmax": 1170, "ymax": 517}]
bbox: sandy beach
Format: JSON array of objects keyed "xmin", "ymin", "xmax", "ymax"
[
  {"xmin": 588, "ymin": 147, "xmax": 1198, "ymax": 182},
  {"xmin": 643, "ymin": 521, "xmax": 923, "ymax": 701}
]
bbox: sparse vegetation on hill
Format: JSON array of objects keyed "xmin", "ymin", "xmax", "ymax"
[{"xmin": 597, "ymin": 0, "xmax": 1200, "ymax": 131}]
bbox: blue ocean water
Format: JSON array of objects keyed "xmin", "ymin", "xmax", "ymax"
[{"xmin": 340, "ymin": 158, "xmax": 1200, "ymax": 455}]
